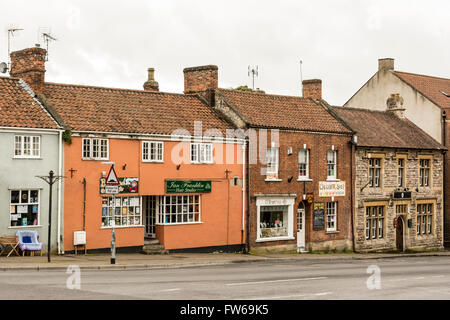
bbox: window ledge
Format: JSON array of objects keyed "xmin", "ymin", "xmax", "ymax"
[
  {"xmin": 326, "ymin": 230, "xmax": 339, "ymax": 234},
  {"xmin": 101, "ymin": 225, "xmax": 145, "ymax": 229},
  {"xmin": 9, "ymin": 225, "xmax": 42, "ymax": 229},
  {"xmin": 155, "ymin": 222, "xmax": 203, "ymax": 226},
  {"xmin": 256, "ymin": 236, "xmax": 295, "ymax": 242},
  {"xmin": 142, "ymin": 160, "xmax": 164, "ymax": 163},
  {"xmin": 265, "ymin": 178, "xmax": 283, "ymax": 182},
  {"xmin": 326, "ymin": 178, "xmax": 340, "ymax": 182},
  {"xmin": 12, "ymin": 157, "xmax": 42, "ymax": 160},
  {"xmin": 297, "ymin": 178, "xmax": 313, "ymax": 182}
]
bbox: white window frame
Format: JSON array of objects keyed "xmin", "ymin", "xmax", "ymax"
[
  {"xmin": 369, "ymin": 158, "xmax": 382, "ymax": 187},
  {"xmin": 142, "ymin": 141, "xmax": 164, "ymax": 163},
  {"xmin": 266, "ymin": 147, "xmax": 279, "ymax": 180},
  {"xmin": 156, "ymin": 195, "xmax": 201, "ymax": 225},
  {"xmin": 417, "ymin": 203, "xmax": 433, "ymax": 235},
  {"xmin": 365, "ymin": 206, "xmax": 384, "ymax": 240},
  {"xmin": 327, "ymin": 150, "xmax": 337, "ymax": 180},
  {"xmin": 14, "ymin": 135, "xmax": 41, "ymax": 158},
  {"xmin": 10, "ymin": 189, "xmax": 40, "ymax": 227},
  {"xmin": 419, "ymin": 159, "xmax": 430, "ymax": 187},
  {"xmin": 298, "ymin": 149, "xmax": 310, "ymax": 180},
  {"xmin": 82, "ymin": 138, "xmax": 109, "ymax": 160},
  {"xmin": 256, "ymin": 196, "xmax": 295, "ymax": 242},
  {"xmin": 326, "ymin": 201, "xmax": 337, "ymax": 232},
  {"xmin": 190, "ymin": 143, "xmax": 213, "ymax": 164}
]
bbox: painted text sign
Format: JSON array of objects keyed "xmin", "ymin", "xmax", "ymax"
[
  {"xmin": 166, "ymin": 180, "xmax": 212, "ymax": 193},
  {"xmin": 319, "ymin": 181, "xmax": 346, "ymax": 197}
]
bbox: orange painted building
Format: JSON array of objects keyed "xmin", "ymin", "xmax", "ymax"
[{"xmin": 40, "ymin": 66, "xmax": 246, "ymax": 253}]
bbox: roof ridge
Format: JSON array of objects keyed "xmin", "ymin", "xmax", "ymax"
[
  {"xmin": 45, "ymin": 81, "xmax": 191, "ymax": 97},
  {"xmin": 218, "ymin": 88, "xmax": 310, "ymax": 100},
  {"xmin": 394, "ymin": 70, "xmax": 450, "ymax": 81}
]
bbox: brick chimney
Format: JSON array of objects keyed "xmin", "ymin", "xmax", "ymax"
[
  {"xmin": 183, "ymin": 65, "xmax": 218, "ymax": 93},
  {"xmin": 10, "ymin": 45, "xmax": 47, "ymax": 94},
  {"xmin": 378, "ymin": 58, "xmax": 394, "ymax": 71},
  {"xmin": 302, "ymin": 79, "xmax": 322, "ymax": 100},
  {"xmin": 386, "ymin": 93, "xmax": 405, "ymax": 118},
  {"xmin": 143, "ymin": 68, "xmax": 159, "ymax": 92}
]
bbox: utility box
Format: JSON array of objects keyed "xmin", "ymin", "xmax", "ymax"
[{"xmin": 73, "ymin": 231, "xmax": 86, "ymax": 246}]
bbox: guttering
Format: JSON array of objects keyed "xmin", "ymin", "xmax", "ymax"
[
  {"xmin": 71, "ymin": 131, "xmax": 246, "ymax": 144},
  {"xmin": 0, "ymin": 126, "xmax": 62, "ymax": 134}
]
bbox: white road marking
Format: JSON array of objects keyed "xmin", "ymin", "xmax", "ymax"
[
  {"xmin": 431, "ymin": 275, "xmax": 445, "ymax": 278},
  {"xmin": 159, "ymin": 288, "xmax": 181, "ymax": 292},
  {"xmin": 226, "ymin": 277, "xmax": 327, "ymax": 286},
  {"xmin": 414, "ymin": 277, "xmax": 425, "ymax": 280}
]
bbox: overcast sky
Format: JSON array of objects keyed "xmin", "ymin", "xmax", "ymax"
[{"xmin": 1, "ymin": 0, "xmax": 449, "ymax": 105}]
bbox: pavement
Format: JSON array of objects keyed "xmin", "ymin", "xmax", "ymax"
[{"xmin": 1, "ymin": 249, "xmax": 449, "ymax": 271}]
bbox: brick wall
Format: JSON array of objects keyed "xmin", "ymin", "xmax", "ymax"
[
  {"xmin": 184, "ymin": 65, "xmax": 218, "ymax": 93},
  {"xmin": 248, "ymin": 129, "xmax": 353, "ymax": 252},
  {"xmin": 10, "ymin": 46, "xmax": 47, "ymax": 94}
]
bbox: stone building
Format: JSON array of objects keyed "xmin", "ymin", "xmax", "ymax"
[
  {"xmin": 332, "ymin": 94, "xmax": 446, "ymax": 252},
  {"xmin": 183, "ymin": 65, "xmax": 355, "ymax": 253},
  {"xmin": 343, "ymin": 58, "xmax": 450, "ymax": 247}
]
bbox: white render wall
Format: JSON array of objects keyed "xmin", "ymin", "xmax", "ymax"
[{"xmin": 344, "ymin": 70, "xmax": 443, "ymax": 144}]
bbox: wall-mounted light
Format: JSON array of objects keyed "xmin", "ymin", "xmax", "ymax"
[{"xmin": 122, "ymin": 164, "xmax": 127, "ymax": 170}]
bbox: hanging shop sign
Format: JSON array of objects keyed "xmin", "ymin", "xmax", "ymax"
[
  {"xmin": 313, "ymin": 202, "xmax": 325, "ymax": 230},
  {"xmin": 166, "ymin": 180, "xmax": 212, "ymax": 193},
  {"xmin": 319, "ymin": 181, "xmax": 345, "ymax": 197},
  {"xmin": 100, "ymin": 177, "xmax": 139, "ymax": 194}
]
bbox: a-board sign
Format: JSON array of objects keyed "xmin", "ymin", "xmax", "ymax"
[{"xmin": 313, "ymin": 202, "xmax": 325, "ymax": 230}]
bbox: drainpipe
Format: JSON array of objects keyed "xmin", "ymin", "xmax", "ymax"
[
  {"xmin": 245, "ymin": 138, "xmax": 251, "ymax": 253},
  {"xmin": 241, "ymin": 141, "xmax": 246, "ymax": 249},
  {"xmin": 442, "ymin": 110, "xmax": 447, "ymax": 247},
  {"xmin": 82, "ymin": 178, "xmax": 86, "ymax": 231},
  {"xmin": 57, "ymin": 130, "xmax": 63, "ymax": 254},
  {"xmin": 350, "ymin": 135, "xmax": 357, "ymax": 252}
]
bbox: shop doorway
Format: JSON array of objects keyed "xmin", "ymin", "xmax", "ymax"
[
  {"xmin": 143, "ymin": 196, "xmax": 157, "ymax": 239},
  {"xmin": 396, "ymin": 216, "xmax": 404, "ymax": 252},
  {"xmin": 297, "ymin": 201, "xmax": 306, "ymax": 252}
]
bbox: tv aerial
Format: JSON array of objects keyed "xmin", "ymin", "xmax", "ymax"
[
  {"xmin": 4, "ymin": 27, "xmax": 24, "ymax": 73},
  {"xmin": 41, "ymin": 31, "xmax": 57, "ymax": 61},
  {"xmin": 248, "ymin": 65, "xmax": 259, "ymax": 90}
]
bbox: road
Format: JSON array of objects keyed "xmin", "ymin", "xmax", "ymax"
[{"xmin": 0, "ymin": 256, "xmax": 449, "ymax": 300}]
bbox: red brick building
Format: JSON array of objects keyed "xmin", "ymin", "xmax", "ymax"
[{"xmin": 184, "ymin": 66, "xmax": 355, "ymax": 252}]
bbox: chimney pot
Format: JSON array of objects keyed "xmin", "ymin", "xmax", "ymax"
[
  {"xmin": 302, "ymin": 79, "xmax": 322, "ymax": 100},
  {"xmin": 10, "ymin": 47, "xmax": 47, "ymax": 94},
  {"xmin": 378, "ymin": 58, "xmax": 394, "ymax": 71},
  {"xmin": 143, "ymin": 67, "xmax": 159, "ymax": 92},
  {"xmin": 183, "ymin": 65, "xmax": 218, "ymax": 93}
]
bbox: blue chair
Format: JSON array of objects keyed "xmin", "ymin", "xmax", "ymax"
[{"xmin": 16, "ymin": 230, "xmax": 43, "ymax": 256}]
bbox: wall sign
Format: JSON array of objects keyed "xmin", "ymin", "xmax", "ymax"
[
  {"xmin": 319, "ymin": 181, "xmax": 345, "ymax": 197},
  {"xmin": 166, "ymin": 180, "xmax": 211, "ymax": 193},
  {"xmin": 393, "ymin": 191, "xmax": 411, "ymax": 199},
  {"xmin": 100, "ymin": 177, "xmax": 139, "ymax": 194},
  {"xmin": 313, "ymin": 202, "xmax": 325, "ymax": 230}
]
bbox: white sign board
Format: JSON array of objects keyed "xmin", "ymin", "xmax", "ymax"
[
  {"xmin": 104, "ymin": 185, "xmax": 119, "ymax": 194},
  {"xmin": 319, "ymin": 181, "xmax": 346, "ymax": 197}
]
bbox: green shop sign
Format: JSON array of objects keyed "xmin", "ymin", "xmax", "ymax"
[{"xmin": 166, "ymin": 180, "xmax": 212, "ymax": 193}]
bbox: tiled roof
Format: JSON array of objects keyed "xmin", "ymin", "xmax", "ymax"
[
  {"xmin": 330, "ymin": 106, "xmax": 444, "ymax": 150},
  {"xmin": 43, "ymin": 83, "xmax": 232, "ymax": 135},
  {"xmin": 394, "ymin": 71, "xmax": 450, "ymax": 109},
  {"xmin": 217, "ymin": 89, "xmax": 352, "ymax": 134},
  {"xmin": 0, "ymin": 76, "xmax": 60, "ymax": 129}
]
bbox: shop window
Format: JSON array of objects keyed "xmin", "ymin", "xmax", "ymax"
[
  {"xmin": 417, "ymin": 203, "xmax": 433, "ymax": 235},
  {"xmin": 369, "ymin": 158, "xmax": 382, "ymax": 187},
  {"xmin": 82, "ymin": 138, "xmax": 108, "ymax": 160},
  {"xmin": 157, "ymin": 195, "xmax": 201, "ymax": 224},
  {"xmin": 326, "ymin": 201, "xmax": 337, "ymax": 231},
  {"xmin": 266, "ymin": 147, "xmax": 279, "ymax": 180},
  {"xmin": 142, "ymin": 141, "xmax": 164, "ymax": 162},
  {"xmin": 327, "ymin": 150, "xmax": 337, "ymax": 180},
  {"xmin": 298, "ymin": 149, "xmax": 309, "ymax": 179},
  {"xmin": 101, "ymin": 196, "xmax": 141, "ymax": 227},
  {"xmin": 419, "ymin": 159, "xmax": 430, "ymax": 187},
  {"xmin": 10, "ymin": 190, "xmax": 39, "ymax": 227},
  {"xmin": 366, "ymin": 206, "xmax": 384, "ymax": 240},
  {"xmin": 259, "ymin": 205, "xmax": 288, "ymax": 238},
  {"xmin": 14, "ymin": 135, "xmax": 40, "ymax": 158},
  {"xmin": 191, "ymin": 143, "xmax": 213, "ymax": 164}
]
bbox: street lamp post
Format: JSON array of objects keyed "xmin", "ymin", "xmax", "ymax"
[
  {"xmin": 36, "ymin": 170, "xmax": 65, "ymax": 263},
  {"xmin": 102, "ymin": 161, "xmax": 117, "ymax": 265}
]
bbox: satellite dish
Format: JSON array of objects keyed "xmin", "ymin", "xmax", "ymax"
[{"xmin": 0, "ymin": 62, "xmax": 7, "ymax": 74}]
